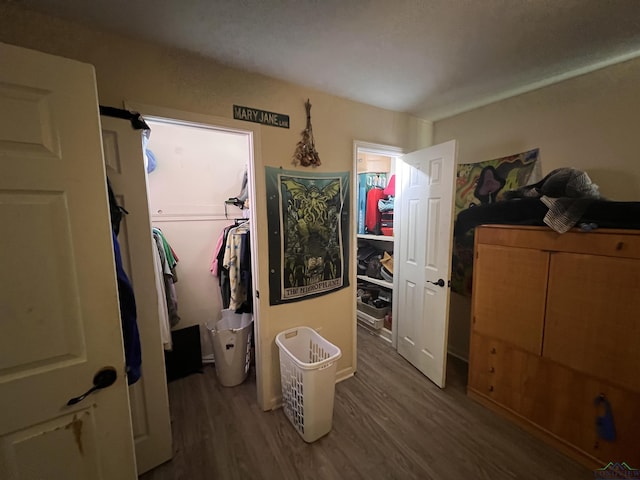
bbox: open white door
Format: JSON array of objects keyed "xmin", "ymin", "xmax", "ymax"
[
  {"xmin": 396, "ymin": 140, "xmax": 457, "ymax": 388},
  {"xmin": 101, "ymin": 116, "xmax": 172, "ymax": 474},
  {"xmin": 0, "ymin": 43, "xmax": 137, "ymax": 478}
]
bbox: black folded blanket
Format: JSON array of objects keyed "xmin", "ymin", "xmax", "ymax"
[{"xmin": 454, "ymin": 199, "xmax": 640, "ymax": 237}]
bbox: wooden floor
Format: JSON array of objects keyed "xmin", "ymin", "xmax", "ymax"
[{"xmin": 141, "ymin": 326, "xmax": 591, "ymax": 480}]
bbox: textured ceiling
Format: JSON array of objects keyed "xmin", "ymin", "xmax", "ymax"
[{"xmin": 18, "ymin": 0, "xmax": 640, "ymax": 120}]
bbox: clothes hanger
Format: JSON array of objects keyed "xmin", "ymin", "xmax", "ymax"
[{"xmin": 224, "ymin": 198, "xmax": 244, "ymax": 219}]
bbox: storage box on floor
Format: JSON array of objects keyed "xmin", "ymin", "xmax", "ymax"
[
  {"xmin": 356, "ymin": 285, "xmax": 391, "ymax": 330},
  {"xmin": 207, "ymin": 310, "xmax": 253, "ymax": 387},
  {"xmin": 164, "ymin": 325, "xmax": 203, "ymax": 382},
  {"xmin": 275, "ymin": 327, "xmax": 342, "ymax": 442}
]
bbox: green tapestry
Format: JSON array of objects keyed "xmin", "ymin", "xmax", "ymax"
[{"xmin": 266, "ymin": 167, "xmax": 350, "ymax": 305}]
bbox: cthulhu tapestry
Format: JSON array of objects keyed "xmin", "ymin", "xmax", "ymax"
[
  {"xmin": 452, "ymin": 148, "xmax": 540, "ymax": 296},
  {"xmin": 265, "ymin": 167, "xmax": 350, "ymax": 305}
]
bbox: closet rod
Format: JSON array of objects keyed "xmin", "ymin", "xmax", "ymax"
[{"xmin": 99, "ymin": 105, "xmax": 150, "ymax": 131}]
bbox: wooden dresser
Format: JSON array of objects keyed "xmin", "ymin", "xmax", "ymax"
[{"xmin": 468, "ymin": 225, "xmax": 640, "ymax": 469}]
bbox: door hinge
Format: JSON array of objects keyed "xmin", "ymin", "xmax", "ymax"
[
  {"xmin": 448, "ymin": 280, "xmax": 451, "ymax": 288},
  {"xmin": 256, "ymin": 290, "xmax": 260, "ymax": 298}
]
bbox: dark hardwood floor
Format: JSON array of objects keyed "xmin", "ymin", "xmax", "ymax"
[{"xmin": 140, "ymin": 326, "xmax": 591, "ymax": 480}]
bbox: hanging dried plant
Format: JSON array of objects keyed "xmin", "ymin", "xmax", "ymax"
[{"xmin": 292, "ymin": 99, "xmax": 321, "ymax": 167}]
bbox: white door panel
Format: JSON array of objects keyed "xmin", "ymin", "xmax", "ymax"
[
  {"xmin": 396, "ymin": 140, "xmax": 456, "ymax": 388},
  {"xmin": 101, "ymin": 116, "xmax": 172, "ymax": 474},
  {"xmin": 0, "ymin": 43, "xmax": 137, "ymax": 479}
]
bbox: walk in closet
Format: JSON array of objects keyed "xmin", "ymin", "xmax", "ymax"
[
  {"xmin": 355, "ymin": 147, "xmax": 398, "ymax": 343},
  {"xmin": 144, "ymin": 118, "xmax": 253, "ymax": 360},
  {"xmin": 354, "ymin": 140, "xmax": 458, "ymax": 389},
  {"xmin": 98, "ymin": 96, "xmax": 269, "ymax": 473}
]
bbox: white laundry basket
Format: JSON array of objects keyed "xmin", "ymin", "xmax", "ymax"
[
  {"xmin": 207, "ymin": 310, "xmax": 253, "ymax": 387},
  {"xmin": 275, "ymin": 326, "xmax": 342, "ymax": 443}
]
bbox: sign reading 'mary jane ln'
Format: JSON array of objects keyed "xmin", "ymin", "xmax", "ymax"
[{"xmin": 233, "ymin": 105, "xmax": 289, "ymax": 129}]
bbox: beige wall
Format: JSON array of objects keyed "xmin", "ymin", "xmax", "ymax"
[
  {"xmin": 0, "ymin": 4, "xmax": 431, "ymax": 409},
  {"xmin": 434, "ymin": 58, "xmax": 640, "ymax": 200},
  {"xmin": 435, "ymin": 56, "xmax": 640, "ymax": 359}
]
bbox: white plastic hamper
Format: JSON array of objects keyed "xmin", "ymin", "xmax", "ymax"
[
  {"xmin": 207, "ymin": 310, "xmax": 253, "ymax": 387},
  {"xmin": 275, "ymin": 326, "xmax": 342, "ymax": 443}
]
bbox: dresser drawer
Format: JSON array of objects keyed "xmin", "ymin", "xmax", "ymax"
[{"xmin": 468, "ymin": 333, "xmax": 530, "ymax": 414}]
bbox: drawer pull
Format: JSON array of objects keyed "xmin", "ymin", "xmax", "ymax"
[
  {"xmin": 488, "ymin": 385, "xmax": 494, "ymax": 392},
  {"xmin": 489, "ymin": 366, "xmax": 495, "ymax": 373},
  {"xmin": 490, "ymin": 347, "xmax": 497, "ymax": 354}
]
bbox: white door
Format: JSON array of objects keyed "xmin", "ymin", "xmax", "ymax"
[
  {"xmin": 395, "ymin": 140, "xmax": 457, "ymax": 388},
  {"xmin": 101, "ymin": 116, "xmax": 172, "ymax": 474},
  {"xmin": 0, "ymin": 43, "xmax": 137, "ymax": 479}
]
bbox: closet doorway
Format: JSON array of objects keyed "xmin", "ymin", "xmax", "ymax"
[
  {"xmin": 128, "ymin": 103, "xmax": 264, "ymax": 403},
  {"xmin": 354, "ymin": 140, "xmax": 458, "ymax": 388},
  {"xmin": 354, "ymin": 141, "xmax": 403, "ymax": 350}
]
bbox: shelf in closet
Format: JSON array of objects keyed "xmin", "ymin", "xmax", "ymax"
[
  {"xmin": 356, "ymin": 309, "xmax": 384, "ymax": 330},
  {"xmin": 357, "ymin": 233, "xmax": 394, "ymax": 242},
  {"xmin": 357, "ymin": 274, "xmax": 392, "ymax": 289}
]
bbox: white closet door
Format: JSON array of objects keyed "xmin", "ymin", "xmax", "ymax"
[
  {"xmin": 396, "ymin": 140, "xmax": 457, "ymax": 388},
  {"xmin": 101, "ymin": 115, "xmax": 173, "ymax": 474},
  {"xmin": 0, "ymin": 43, "xmax": 137, "ymax": 479}
]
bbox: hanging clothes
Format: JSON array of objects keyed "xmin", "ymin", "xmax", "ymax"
[
  {"xmin": 153, "ymin": 228, "xmax": 180, "ymax": 327},
  {"xmin": 212, "ymin": 224, "xmax": 235, "ymax": 309},
  {"xmin": 223, "ymin": 222, "xmax": 250, "ymax": 311},
  {"xmin": 383, "ymin": 174, "xmax": 396, "ymax": 197},
  {"xmin": 238, "ymin": 229, "xmax": 252, "ymax": 312},
  {"xmin": 365, "ymin": 186, "xmax": 386, "ymax": 234},
  {"xmin": 210, "ymin": 227, "xmax": 227, "ymax": 278},
  {"xmin": 106, "ymin": 177, "xmax": 140, "ymax": 384},
  {"xmin": 106, "ymin": 177, "xmax": 128, "ymax": 236},
  {"xmin": 151, "ymin": 237, "xmax": 172, "ymax": 350},
  {"xmin": 212, "ymin": 221, "xmax": 252, "ymax": 313},
  {"xmin": 153, "ymin": 227, "xmax": 179, "ymax": 280},
  {"xmin": 112, "ymin": 229, "xmax": 142, "ymax": 385}
]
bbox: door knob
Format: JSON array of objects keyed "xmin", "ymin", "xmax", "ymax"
[
  {"xmin": 427, "ymin": 278, "xmax": 446, "ymax": 287},
  {"xmin": 67, "ymin": 367, "xmax": 117, "ymax": 406}
]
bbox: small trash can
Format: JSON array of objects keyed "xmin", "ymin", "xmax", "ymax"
[
  {"xmin": 275, "ymin": 326, "xmax": 342, "ymax": 443},
  {"xmin": 207, "ymin": 310, "xmax": 253, "ymax": 387}
]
